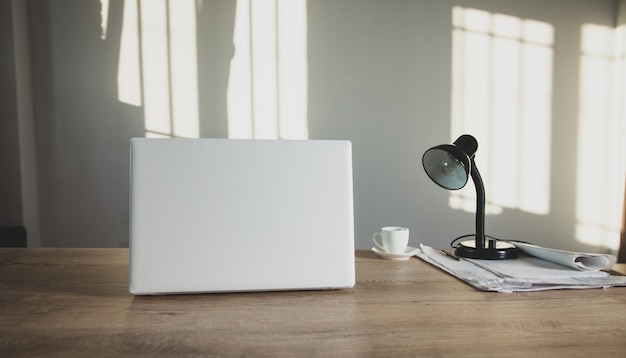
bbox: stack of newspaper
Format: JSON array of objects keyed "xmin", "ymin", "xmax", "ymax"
[{"xmin": 416, "ymin": 242, "xmax": 626, "ymax": 292}]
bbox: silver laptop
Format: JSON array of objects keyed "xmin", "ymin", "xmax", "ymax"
[{"xmin": 129, "ymin": 138, "xmax": 355, "ymax": 295}]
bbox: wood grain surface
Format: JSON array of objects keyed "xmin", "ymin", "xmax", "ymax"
[{"xmin": 1, "ymin": 248, "xmax": 625, "ymax": 357}]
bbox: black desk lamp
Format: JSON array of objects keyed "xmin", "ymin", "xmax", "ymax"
[{"xmin": 422, "ymin": 134, "xmax": 518, "ymax": 259}]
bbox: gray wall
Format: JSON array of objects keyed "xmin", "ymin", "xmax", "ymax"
[
  {"xmin": 3, "ymin": 0, "xmax": 623, "ymax": 252},
  {"xmin": 1, "ymin": 0, "xmax": 23, "ymax": 228}
]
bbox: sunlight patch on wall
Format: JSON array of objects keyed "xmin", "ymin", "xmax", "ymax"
[
  {"xmin": 450, "ymin": 7, "xmax": 553, "ymax": 216},
  {"xmin": 227, "ymin": 0, "xmax": 309, "ymax": 139},
  {"xmin": 117, "ymin": 0, "xmax": 141, "ymax": 107},
  {"xmin": 139, "ymin": 0, "xmax": 172, "ymax": 136},
  {"xmin": 99, "ymin": 0, "xmax": 110, "ymax": 39},
  {"xmin": 168, "ymin": 1, "xmax": 200, "ymax": 138},
  {"xmin": 576, "ymin": 24, "xmax": 626, "ymax": 250},
  {"xmin": 117, "ymin": 0, "xmax": 199, "ymax": 138}
]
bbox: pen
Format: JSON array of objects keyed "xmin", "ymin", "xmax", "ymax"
[{"xmin": 440, "ymin": 249, "xmax": 461, "ymax": 261}]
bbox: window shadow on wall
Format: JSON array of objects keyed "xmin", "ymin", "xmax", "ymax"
[
  {"xmin": 449, "ymin": 6, "xmax": 626, "ymax": 252},
  {"xmin": 115, "ymin": 0, "xmax": 308, "ymax": 139}
]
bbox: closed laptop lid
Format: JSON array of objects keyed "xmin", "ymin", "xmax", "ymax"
[{"xmin": 129, "ymin": 138, "xmax": 355, "ymax": 295}]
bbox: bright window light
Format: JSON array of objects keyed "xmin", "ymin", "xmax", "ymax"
[
  {"xmin": 168, "ymin": 0, "xmax": 199, "ymax": 138},
  {"xmin": 117, "ymin": 0, "xmax": 141, "ymax": 107},
  {"xmin": 575, "ymin": 24, "xmax": 626, "ymax": 251},
  {"xmin": 117, "ymin": 0, "xmax": 200, "ymax": 138},
  {"xmin": 100, "ymin": 0, "xmax": 110, "ymax": 39},
  {"xmin": 139, "ymin": 0, "xmax": 172, "ymax": 136},
  {"xmin": 450, "ymin": 7, "xmax": 553, "ymax": 216},
  {"xmin": 250, "ymin": 0, "xmax": 279, "ymax": 139},
  {"xmin": 117, "ymin": 0, "xmax": 306, "ymax": 139},
  {"xmin": 228, "ymin": 0, "xmax": 309, "ymax": 139}
]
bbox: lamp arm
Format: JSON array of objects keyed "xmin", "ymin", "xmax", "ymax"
[{"xmin": 469, "ymin": 158, "xmax": 486, "ymax": 250}]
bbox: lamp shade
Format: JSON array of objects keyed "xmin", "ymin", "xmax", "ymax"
[
  {"xmin": 422, "ymin": 135, "xmax": 478, "ymax": 190},
  {"xmin": 422, "ymin": 146, "xmax": 469, "ymax": 190}
]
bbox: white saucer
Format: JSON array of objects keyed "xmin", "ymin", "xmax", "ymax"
[{"xmin": 371, "ymin": 246, "xmax": 420, "ymax": 260}]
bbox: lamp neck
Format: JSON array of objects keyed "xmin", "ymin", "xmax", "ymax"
[{"xmin": 470, "ymin": 158, "xmax": 486, "ymax": 250}]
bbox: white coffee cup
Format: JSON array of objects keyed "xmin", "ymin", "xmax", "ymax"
[{"xmin": 373, "ymin": 227, "xmax": 409, "ymax": 254}]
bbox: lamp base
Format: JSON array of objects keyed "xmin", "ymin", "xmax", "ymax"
[{"xmin": 455, "ymin": 239, "xmax": 518, "ymax": 260}]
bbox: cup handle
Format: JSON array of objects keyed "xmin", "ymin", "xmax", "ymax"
[{"xmin": 373, "ymin": 232, "xmax": 384, "ymax": 251}]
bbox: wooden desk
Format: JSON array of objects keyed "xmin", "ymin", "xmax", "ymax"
[{"xmin": 1, "ymin": 249, "xmax": 625, "ymax": 357}]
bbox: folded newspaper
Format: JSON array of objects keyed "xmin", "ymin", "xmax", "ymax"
[{"xmin": 415, "ymin": 243, "xmax": 626, "ymax": 292}]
